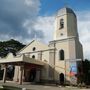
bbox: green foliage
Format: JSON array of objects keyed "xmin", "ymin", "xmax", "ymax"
[
  {"xmin": 83, "ymin": 59, "xmax": 90, "ymax": 85},
  {"xmin": 0, "ymin": 39, "xmax": 25, "ymax": 58}
]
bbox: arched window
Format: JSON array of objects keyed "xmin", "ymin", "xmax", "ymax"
[
  {"xmin": 59, "ymin": 73, "xmax": 64, "ymax": 84},
  {"xmin": 59, "ymin": 50, "xmax": 64, "ymax": 60},
  {"xmin": 60, "ymin": 19, "xmax": 64, "ymax": 29},
  {"xmin": 32, "ymin": 47, "xmax": 36, "ymax": 51}
]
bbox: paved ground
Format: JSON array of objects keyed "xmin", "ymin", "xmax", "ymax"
[
  {"xmin": 22, "ymin": 85, "xmax": 90, "ymax": 90},
  {"xmin": 0, "ymin": 82, "xmax": 90, "ymax": 90}
]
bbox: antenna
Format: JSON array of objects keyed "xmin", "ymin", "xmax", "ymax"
[
  {"xmin": 43, "ymin": 0, "xmax": 60, "ymax": 12},
  {"xmin": 62, "ymin": 0, "xmax": 69, "ymax": 8},
  {"xmin": 64, "ymin": 2, "xmax": 68, "ymax": 8},
  {"xmin": 41, "ymin": 0, "xmax": 70, "ymax": 16}
]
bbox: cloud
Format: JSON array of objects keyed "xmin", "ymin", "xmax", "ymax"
[
  {"xmin": 77, "ymin": 11, "xmax": 90, "ymax": 59},
  {"xmin": 33, "ymin": 12, "xmax": 90, "ymax": 59},
  {"xmin": 0, "ymin": 0, "xmax": 90, "ymax": 59},
  {"xmin": 0, "ymin": 0, "xmax": 43, "ymax": 42},
  {"xmin": 33, "ymin": 16, "xmax": 55, "ymax": 43}
]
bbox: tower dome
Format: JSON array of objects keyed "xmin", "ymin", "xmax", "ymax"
[{"xmin": 57, "ymin": 7, "xmax": 76, "ymax": 17}]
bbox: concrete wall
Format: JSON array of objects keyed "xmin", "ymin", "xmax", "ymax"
[{"xmin": 18, "ymin": 40, "xmax": 50, "ymax": 81}]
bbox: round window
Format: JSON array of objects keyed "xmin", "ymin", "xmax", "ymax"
[{"xmin": 32, "ymin": 55, "xmax": 35, "ymax": 59}]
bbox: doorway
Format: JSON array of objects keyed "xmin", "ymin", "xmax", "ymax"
[
  {"xmin": 59, "ymin": 73, "xmax": 64, "ymax": 85},
  {"xmin": 6, "ymin": 65, "xmax": 15, "ymax": 81},
  {"xmin": 29, "ymin": 68, "xmax": 36, "ymax": 82}
]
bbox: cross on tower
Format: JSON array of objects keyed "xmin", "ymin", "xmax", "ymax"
[{"xmin": 62, "ymin": 0, "xmax": 69, "ymax": 8}]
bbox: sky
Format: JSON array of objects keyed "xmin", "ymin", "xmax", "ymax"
[{"xmin": 0, "ymin": 0, "xmax": 90, "ymax": 59}]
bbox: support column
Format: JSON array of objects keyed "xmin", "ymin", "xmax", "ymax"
[
  {"xmin": 19, "ymin": 65, "xmax": 24, "ymax": 85},
  {"xmin": 36, "ymin": 68, "xmax": 40, "ymax": 82},
  {"xmin": 13, "ymin": 66, "xmax": 19, "ymax": 82},
  {"xmin": 3, "ymin": 64, "xmax": 7, "ymax": 83}
]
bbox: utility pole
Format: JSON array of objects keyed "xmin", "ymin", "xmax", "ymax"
[
  {"xmin": 53, "ymin": 40, "xmax": 56, "ymax": 82},
  {"xmin": 65, "ymin": 59, "xmax": 66, "ymax": 85}
]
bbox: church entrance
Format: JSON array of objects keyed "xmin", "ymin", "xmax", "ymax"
[
  {"xmin": 28, "ymin": 68, "xmax": 36, "ymax": 82},
  {"xmin": 59, "ymin": 73, "xmax": 64, "ymax": 85},
  {"xmin": 24, "ymin": 63, "xmax": 41, "ymax": 82},
  {"xmin": 6, "ymin": 65, "xmax": 15, "ymax": 81}
]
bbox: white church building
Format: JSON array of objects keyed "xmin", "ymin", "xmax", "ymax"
[{"xmin": 0, "ymin": 7, "xmax": 83, "ymax": 85}]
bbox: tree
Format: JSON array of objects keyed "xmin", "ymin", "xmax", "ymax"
[
  {"xmin": 83, "ymin": 59, "xmax": 90, "ymax": 85},
  {"xmin": 0, "ymin": 39, "xmax": 25, "ymax": 58}
]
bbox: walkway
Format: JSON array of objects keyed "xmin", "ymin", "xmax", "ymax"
[{"xmin": 0, "ymin": 82, "xmax": 90, "ymax": 90}]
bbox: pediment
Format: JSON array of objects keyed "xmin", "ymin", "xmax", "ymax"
[{"xmin": 18, "ymin": 40, "xmax": 49, "ymax": 54}]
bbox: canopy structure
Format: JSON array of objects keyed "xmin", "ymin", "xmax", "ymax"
[
  {"xmin": 0, "ymin": 53, "xmax": 44, "ymax": 85},
  {"xmin": 0, "ymin": 53, "xmax": 44, "ymax": 66}
]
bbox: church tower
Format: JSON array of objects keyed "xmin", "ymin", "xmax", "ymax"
[
  {"xmin": 54, "ymin": 7, "xmax": 78, "ymax": 40},
  {"xmin": 49, "ymin": 7, "xmax": 83, "ymax": 84},
  {"xmin": 52, "ymin": 7, "xmax": 84, "ymax": 60}
]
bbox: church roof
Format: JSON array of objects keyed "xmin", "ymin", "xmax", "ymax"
[
  {"xmin": 57, "ymin": 7, "xmax": 76, "ymax": 17},
  {"xmin": 17, "ymin": 40, "xmax": 49, "ymax": 54}
]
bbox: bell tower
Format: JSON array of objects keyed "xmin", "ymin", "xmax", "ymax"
[
  {"xmin": 49, "ymin": 7, "xmax": 83, "ymax": 84},
  {"xmin": 54, "ymin": 7, "xmax": 79, "ymax": 40}
]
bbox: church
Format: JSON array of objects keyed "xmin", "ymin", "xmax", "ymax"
[{"xmin": 0, "ymin": 7, "xmax": 83, "ymax": 85}]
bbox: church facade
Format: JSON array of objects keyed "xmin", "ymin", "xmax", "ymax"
[{"xmin": 0, "ymin": 7, "xmax": 83, "ymax": 85}]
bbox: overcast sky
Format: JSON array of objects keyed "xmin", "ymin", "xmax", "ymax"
[{"xmin": 0, "ymin": 0, "xmax": 90, "ymax": 59}]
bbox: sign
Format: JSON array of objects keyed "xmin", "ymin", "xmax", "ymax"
[
  {"xmin": 69, "ymin": 61, "xmax": 78, "ymax": 84},
  {"xmin": 70, "ymin": 62, "xmax": 77, "ymax": 76}
]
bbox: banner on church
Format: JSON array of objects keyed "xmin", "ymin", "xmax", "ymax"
[{"xmin": 69, "ymin": 62, "xmax": 77, "ymax": 77}]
